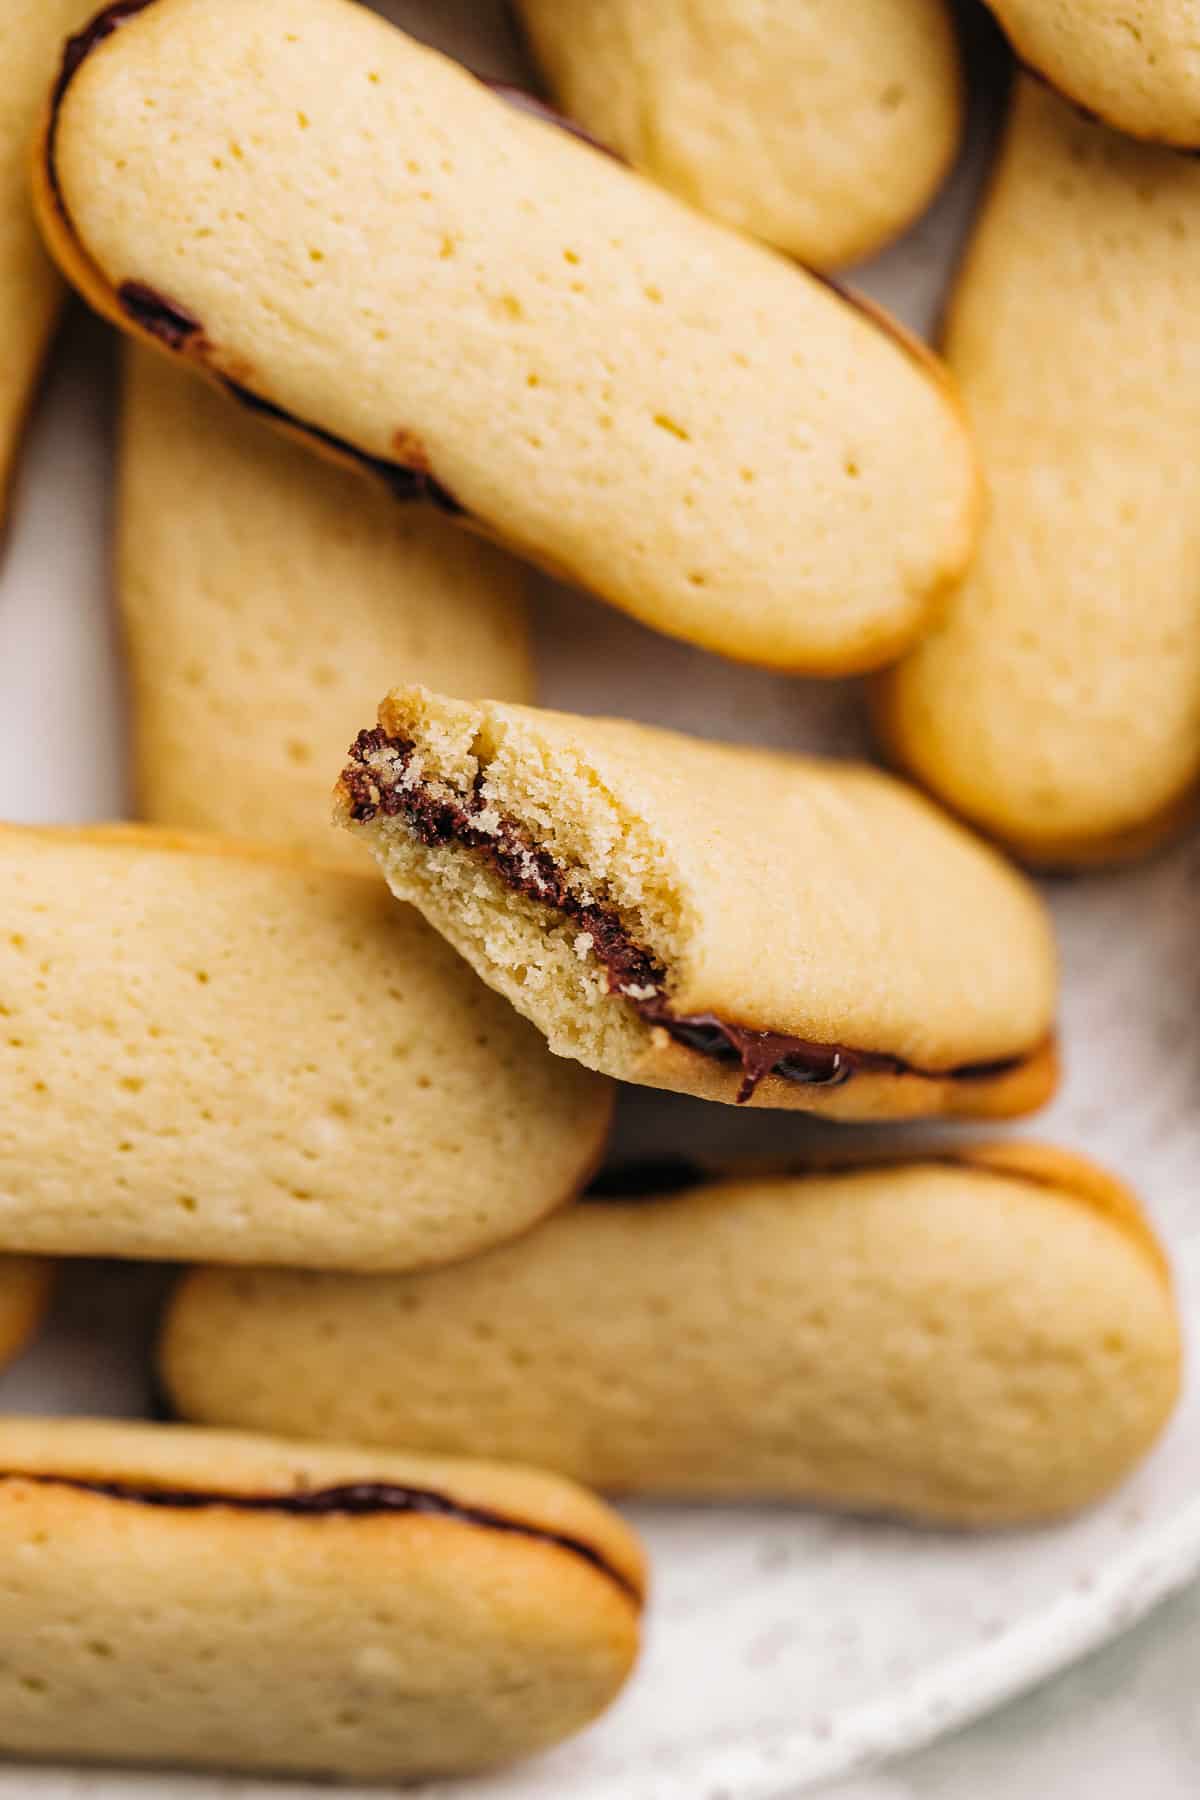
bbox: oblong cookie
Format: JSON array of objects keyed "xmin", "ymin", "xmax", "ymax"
[
  {"xmin": 35, "ymin": 0, "xmax": 979, "ymax": 675},
  {"xmin": 0, "ymin": 1417, "xmax": 644, "ymax": 1779},
  {"xmin": 0, "ymin": 824, "xmax": 611, "ymax": 1268},
  {"xmin": 875, "ymin": 79, "xmax": 1200, "ymax": 864},
  {"xmin": 989, "ymin": 0, "xmax": 1200, "ymax": 146},
  {"xmin": 516, "ymin": 0, "xmax": 964, "ymax": 269},
  {"xmin": 0, "ymin": 1260, "xmax": 53, "ymax": 1369},
  {"xmin": 161, "ymin": 1147, "xmax": 1181, "ymax": 1526},
  {"xmin": 120, "ymin": 348, "xmax": 532, "ymax": 868},
  {"xmin": 336, "ymin": 687, "xmax": 1057, "ymax": 1118},
  {"xmin": 0, "ymin": 1, "xmax": 92, "ymax": 527}
]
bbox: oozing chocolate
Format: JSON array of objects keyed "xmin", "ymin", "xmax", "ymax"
[
  {"xmin": 222, "ymin": 383, "xmax": 465, "ymax": 513},
  {"xmin": 341, "ymin": 729, "xmax": 1031, "ymax": 1103},
  {"xmin": 5, "ymin": 1472, "xmax": 639, "ymax": 1601},
  {"xmin": 117, "ymin": 281, "xmax": 205, "ymax": 351}
]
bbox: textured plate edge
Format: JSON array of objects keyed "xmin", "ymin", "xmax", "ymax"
[{"xmin": 742, "ymin": 1493, "xmax": 1200, "ymax": 1798}]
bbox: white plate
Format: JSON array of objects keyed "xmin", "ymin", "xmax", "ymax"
[{"xmin": 1, "ymin": 4, "xmax": 1197, "ymax": 1797}]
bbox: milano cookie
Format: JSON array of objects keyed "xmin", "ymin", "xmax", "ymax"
[
  {"xmin": 36, "ymin": 0, "xmax": 978, "ymax": 675},
  {"xmin": 0, "ymin": 1417, "xmax": 643, "ymax": 1780},
  {"xmin": 516, "ymin": 0, "xmax": 964, "ymax": 269},
  {"xmin": 120, "ymin": 349, "xmax": 532, "ymax": 868},
  {"xmin": 0, "ymin": 1, "xmax": 92, "ymax": 525},
  {"xmin": 0, "ymin": 1261, "xmax": 52, "ymax": 1371},
  {"xmin": 0, "ymin": 824, "xmax": 611, "ymax": 1269},
  {"xmin": 987, "ymin": 0, "xmax": 1200, "ymax": 146},
  {"xmin": 875, "ymin": 80, "xmax": 1200, "ymax": 864},
  {"xmin": 337, "ymin": 687, "xmax": 1057, "ymax": 1118},
  {"xmin": 161, "ymin": 1147, "xmax": 1181, "ymax": 1526}
]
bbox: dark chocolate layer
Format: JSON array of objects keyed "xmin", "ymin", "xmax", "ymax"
[
  {"xmin": 5, "ymin": 1472, "xmax": 639, "ymax": 1601},
  {"xmin": 342, "ymin": 729, "xmax": 1031, "ymax": 1103},
  {"xmin": 222, "ymin": 382, "xmax": 465, "ymax": 512},
  {"xmin": 117, "ymin": 280, "xmax": 205, "ymax": 352}
]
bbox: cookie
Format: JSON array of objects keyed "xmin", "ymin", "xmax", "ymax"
[
  {"xmin": 0, "ymin": 824, "xmax": 612, "ymax": 1268},
  {"xmin": 35, "ymin": 0, "xmax": 979, "ymax": 676},
  {"xmin": 0, "ymin": 1, "xmax": 92, "ymax": 526},
  {"xmin": 874, "ymin": 79, "xmax": 1200, "ymax": 864},
  {"xmin": 335, "ymin": 687, "xmax": 1057, "ymax": 1118},
  {"xmin": 988, "ymin": 0, "xmax": 1200, "ymax": 146},
  {"xmin": 161, "ymin": 1145, "xmax": 1180, "ymax": 1525},
  {"xmin": 0, "ymin": 1261, "xmax": 52, "ymax": 1370},
  {"xmin": 516, "ymin": 0, "xmax": 964, "ymax": 269},
  {"xmin": 120, "ymin": 348, "xmax": 532, "ymax": 868},
  {"xmin": 0, "ymin": 1416, "xmax": 644, "ymax": 1779}
]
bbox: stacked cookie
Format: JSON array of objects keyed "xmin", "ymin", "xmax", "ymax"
[{"xmin": 0, "ymin": 0, "xmax": 1190, "ymax": 1783}]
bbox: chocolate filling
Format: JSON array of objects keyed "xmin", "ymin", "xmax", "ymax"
[
  {"xmin": 342, "ymin": 728, "xmax": 1030, "ymax": 1103},
  {"xmin": 6, "ymin": 1472, "xmax": 638, "ymax": 1601},
  {"xmin": 221, "ymin": 382, "xmax": 465, "ymax": 513},
  {"xmin": 49, "ymin": 0, "xmax": 157, "ymax": 152},
  {"xmin": 117, "ymin": 280, "xmax": 205, "ymax": 352}
]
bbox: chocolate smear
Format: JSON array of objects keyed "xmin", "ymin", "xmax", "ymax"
[
  {"xmin": 117, "ymin": 281, "xmax": 205, "ymax": 351},
  {"xmin": 5, "ymin": 1471, "xmax": 639, "ymax": 1600},
  {"xmin": 342, "ymin": 730, "xmax": 1030, "ymax": 1103},
  {"xmin": 224, "ymin": 383, "xmax": 465, "ymax": 514}
]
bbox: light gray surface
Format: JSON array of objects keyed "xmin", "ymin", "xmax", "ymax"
[{"xmin": 827, "ymin": 1578, "xmax": 1200, "ymax": 1800}]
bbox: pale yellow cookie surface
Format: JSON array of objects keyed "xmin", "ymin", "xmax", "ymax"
[
  {"xmin": 0, "ymin": 824, "xmax": 611, "ymax": 1268},
  {"xmin": 518, "ymin": 0, "xmax": 963, "ymax": 268},
  {"xmin": 0, "ymin": 1, "xmax": 92, "ymax": 524},
  {"xmin": 0, "ymin": 1417, "xmax": 643, "ymax": 1780},
  {"xmin": 38, "ymin": 0, "xmax": 978, "ymax": 674},
  {"xmin": 162, "ymin": 1148, "xmax": 1180, "ymax": 1525},
  {"xmin": 338, "ymin": 687, "xmax": 1057, "ymax": 1118},
  {"xmin": 120, "ymin": 349, "xmax": 532, "ymax": 867},
  {"xmin": 875, "ymin": 79, "xmax": 1200, "ymax": 864},
  {"xmin": 991, "ymin": 0, "xmax": 1200, "ymax": 145}
]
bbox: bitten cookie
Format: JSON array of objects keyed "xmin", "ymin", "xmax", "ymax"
[
  {"xmin": 988, "ymin": 0, "xmax": 1200, "ymax": 146},
  {"xmin": 120, "ymin": 349, "xmax": 532, "ymax": 868},
  {"xmin": 875, "ymin": 79, "xmax": 1200, "ymax": 864},
  {"xmin": 0, "ymin": 1417, "xmax": 644, "ymax": 1780},
  {"xmin": 0, "ymin": 1261, "xmax": 52, "ymax": 1369},
  {"xmin": 161, "ymin": 1146, "xmax": 1181, "ymax": 1526},
  {"xmin": 35, "ymin": 0, "xmax": 979, "ymax": 675},
  {"xmin": 0, "ymin": 1, "xmax": 92, "ymax": 525},
  {"xmin": 0, "ymin": 824, "xmax": 611, "ymax": 1268},
  {"xmin": 516, "ymin": 0, "xmax": 964, "ymax": 269},
  {"xmin": 336, "ymin": 687, "xmax": 1057, "ymax": 1118}
]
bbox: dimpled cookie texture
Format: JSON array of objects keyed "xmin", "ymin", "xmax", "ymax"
[
  {"xmin": 875, "ymin": 78, "xmax": 1200, "ymax": 865},
  {"xmin": 40, "ymin": 0, "xmax": 979, "ymax": 675},
  {"xmin": 0, "ymin": 825, "xmax": 612, "ymax": 1269},
  {"xmin": 516, "ymin": 0, "xmax": 964, "ymax": 269},
  {"xmin": 0, "ymin": 1260, "xmax": 52, "ymax": 1369},
  {"xmin": 337, "ymin": 687, "xmax": 1057, "ymax": 1118},
  {"xmin": 0, "ymin": 0, "xmax": 96, "ymax": 523},
  {"xmin": 119, "ymin": 349, "xmax": 532, "ymax": 868},
  {"xmin": 0, "ymin": 1418, "xmax": 644, "ymax": 1780},
  {"xmin": 161, "ymin": 1147, "xmax": 1182, "ymax": 1525},
  {"xmin": 989, "ymin": 0, "xmax": 1200, "ymax": 145}
]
